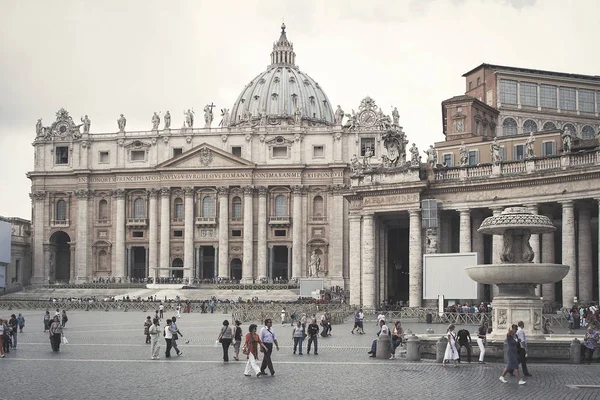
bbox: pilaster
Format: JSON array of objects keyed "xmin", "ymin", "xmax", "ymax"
[
  {"xmin": 159, "ymin": 187, "xmax": 171, "ymax": 278},
  {"xmin": 242, "ymin": 186, "xmax": 254, "ymax": 282},
  {"xmin": 31, "ymin": 191, "xmax": 47, "ymax": 284},
  {"xmin": 257, "ymin": 186, "xmax": 267, "ymax": 281},
  {"xmin": 183, "ymin": 187, "xmax": 195, "ymax": 282},
  {"xmin": 75, "ymin": 189, "xmax": 90, "ymax": 282},
  {"xmin": 348, "ymin": 214, "xmax": 362, "ymax": 306},
  {"xmin": 114, "ymin": 189, "xmax": 126, "ymax": 279},
  {"xmin": 561, "ymin": 200, "xmax": 576, "ymax": 308},
  {"xmin": 291, "ymin": 185, "xmax": 303, "ymax": 278},
  {"xmin": 148, "ymin": 189, "xmax": 158, "ymax": 280},
  {"xmin": 217, "ymin": 186, "xmax": 229, "ymax": 278},
  {"xmin": 578, "ymin": 204, "xmax": 592, "ymax": 303}
]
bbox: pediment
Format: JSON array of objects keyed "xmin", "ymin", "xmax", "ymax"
[{"xmin": 156, "ymin": 142, "xmax": 255, "ymax": 169}]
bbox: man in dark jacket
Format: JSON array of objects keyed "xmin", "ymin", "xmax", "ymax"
[
  {"xmin": 307, "ymin": 319, "xmax": 320, "ymax": 355},
  {"xmin": 456, "ymin": 328, "xmax": 472, "ymax": 363}
]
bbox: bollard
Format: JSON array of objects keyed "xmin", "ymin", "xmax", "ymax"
[
  {"xmin": 86, "ymin": 303, "xmax": 90, "ymax": 311},
  {"xmin": 376, "ymin": 334, "xmax": 392, "ymax": 359},
  {"xmin": 436, "ymin": 336, "xmax": 448, "ymax": 363},
  {"xmin": 570, "ymin": 338, "xmax": 581, "ymax": 364},
  {"xmin": 124, "ymin": 305, "xmax": 128, "ymax": 312},
  {"xmin": 406, "ymin": 334, "xmax": 421, "ymax": 361}
]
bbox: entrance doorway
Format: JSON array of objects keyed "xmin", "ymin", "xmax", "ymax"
[
  {"xmin": 387, "ymin": 226, "xmax": 409, "ymax": 303},
  {"xmin": 199, "ymin": 246, "xmax": 216, "ymax": 279},
  {"xmin": 131, "ymin": 247, "xmax": 146, "ymax": 279},
  {"xmin": 230, "ymin": 258, "xmax": 242, "ymax": 280},
  {"xmin": 172, "ymin": 258, "xmax": 183, "ymax": 279},
  {"xmin": 272, "ymin": 246, "xmax": 289, "ymax": 281},
  {"xmin": 50, "ymin": 231, "xmax": 71, "ymax": 283}
]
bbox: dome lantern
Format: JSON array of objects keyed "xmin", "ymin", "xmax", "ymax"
[{"xmin": 270, "ymin": 23, "xmax": 296, "ymax": 66}]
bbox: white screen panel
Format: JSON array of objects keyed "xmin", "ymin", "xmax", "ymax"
[
  {"xmin": 0, "ymin": 221, "xmax": 11, "ymax": 264},
  {"xmin": 423, "ymin": 253, "xmax": 478, "ymax": 299}
]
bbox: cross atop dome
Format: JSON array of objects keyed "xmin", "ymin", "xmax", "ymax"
[{"xmin": 271, "ymin": 23, "xmax": 296, "ymax": 66}]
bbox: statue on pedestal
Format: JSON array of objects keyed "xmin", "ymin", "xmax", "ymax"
[
  {"xmin": 459, "ymin": 141, "xmax": 469, "ymax": 166},
  {"xmin": 309, "ymin": 250, "xmax": 321, "ymax": 278},
  {"xmin": 424, "ymin": 145, "xmax": 437, "ymax": 168},
  {"xmin": 350, "ymin": 154, "xmax": 363, "ymax": 174},
  {"xmin": 392, "ymin": 107, "xmax": 400, "ymax": 126},
  {"xmin": 117, "ymin": 114, "xmax": 126, "ymax": 132},
  {"xmin": 334, "ymin": 105, "xmax": 344, "ymax": 125},
  {"xmin": 151, "ymin": 112, "xmax": 160, "ymax": 131},
  {"xmin": 36, "ymin": 118, "xmax": 43, "ymax": 137},
  {"xmin": 363, "ymin": 147, "xmax": 373, "ymax": 170},
  {"xmin": 219, "ymin": 108, "xmax": 230, "ymax": 127},
  {"xmin": 164, "ymin": 111, "xmax": 171, "ymax": 129},
  {"xmin": 525, "ymin": 132, "xmax": 535, "ymax": 159},
  {"xmin": 204, "ymin": 103, "xmax": 215, "ymax": 128},
  {"xmin": 184, "ymin": 109, "xmax": 194, "ymax": 128},
  {"xmin": 562, "ymin": 127, "xmax": 572, "ymax": 153},
  {"xmin": 409, "ymin": 143, "xmax": 420, "ymax": 167},
  {"xmin": 81, "ymin": 115, "xmax": 91, "ymax": 133},
  {"xmin": 490, "ymin": 137, "xmax": 501, "ymax": 165}
]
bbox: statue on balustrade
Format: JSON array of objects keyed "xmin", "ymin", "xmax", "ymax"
[
  {"xmin": 409, "ymin": 143, "xmax": 420, "ymax": 167},
  {"xmin": 459, "ymin": 141, "xmax": 469, "ymax": 166},
  {"xmin": 392, "ymin": 107, "xmax": 400, "ymax": 126},
  {"xmin": 334, "ymin": 105, "xmax": 345, "ymax": 125},
  {"xmin": 81, "ymin": 115, "xmax": 91, "ymax": 134},
  {"xmin": 219, "ymin": 108, "xmax": 230, "ymax": 127},
  {"xmin": 424, "ymin": 145, "xmax": 437, "ymax": 168},
  {"xmin": 204, "ymin": 104, "xmax": 214, "ymax": 128},
  {"xmin": 117, "ymin": 114, "xmax": 127, "ymax": 132},
  {"xmin": 490, "ymin": 137, "xmax": 501, "ymax": 165},
  {"xmin": 164, "ymin": 111, "xmax": 171, "ymax": 129},
  {"xmin": 151, "ymin": 112, "xmax": 160, "ymax": 131},
  {"xmin": 525, "ymin": 132, "xmax": 535, "ymax": 159},
  {"xmin": 562, "ymin": 127, "xmax": 572, "ymax": 153},
  {"xmin": 350, "ymin": 154, "xmax": 363, "ymax": 174},
  {"xmin": 184, "ymin": 109, "xmax": 195, "ymax": 128}
]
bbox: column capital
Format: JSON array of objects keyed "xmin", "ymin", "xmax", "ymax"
[
  {"xmin": 362, "ymin": 213, "xmax": 375, "ymax": 220},
  {"xmin": 183, "ymin": 187, "xmax": 195, "ymax": 197},
  {"xmin": 292, "ymin": 185, "xmax": 305, "ymax": 195},
  {"xmin": 408, "ymin": 209, "xmax": 421, "ymax": 217},
  {"xmin": 329, "ymin": 184, "xmax": 347, "ymax": 194},
  {"xmin": 74, "ymin": 189, "xmax": 91, "ymax": 199},
  {"xmin": 456, "ymin": 208, "xmax": 470, "ymax": 214},
  {"xmin": 559, "ymin": 199, "xmax": 574, "ymax": 208},
  {"xmin": 217, "ymin": 186, "xmax": 229, "ymax": 196},
  {"xmin": 30, "ymin": 190, "xmax": 46, "ymax": 201},
  {"xmin": 147, "ymin": 188, "xmax": 159, "ymax": 198},
  {"xmin": 113, "ymin": 188, "xmax": 126, "ymax": 199},
  {"xmin": 348, "ymin": 213, "xmax": 362, "ymax": 221},
  {"xmin": 159, "ymin": 187, "xmax": 171, "ymax": 197},
  {"xmin": 243, "ymin": 186, "xmax": 254, "ymax": 196},
  {"xmin": 256, "ymin": 186, "xmax": 268, "ymax": 196}
]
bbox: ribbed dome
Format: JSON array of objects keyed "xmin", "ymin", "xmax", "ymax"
[{"xmin": 230, "ymin": 24, "xmax": 334, "ymax": 127}]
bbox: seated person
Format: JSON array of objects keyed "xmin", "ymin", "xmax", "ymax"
[{"xmin": 367, "ymin": 319, "xmax": 390, "ymax": 357}]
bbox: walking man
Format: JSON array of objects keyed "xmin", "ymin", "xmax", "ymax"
[
  {"xmin": 158, "ymin": 302, "xmax": 164, "ymax": 319},
  {"xmin": 258, "ymin": 319, "xmax": 279, "ymax": 376},
  {"xmin": 307, "ymin": 318, "xmax": 319, "ymax": 355},
  {"xmin": 164, "ymin": 318, "xmax": 173, "ymax": 358},
  {"xmin": 149, "ymin": 318, "xmax": 161, "ymax": 360},
  {"xmin": 170, "ymin": 317, "xmax": 183, "ymax": 356},
  {"xmin": 516, "ymin": 321, "xmax": 531, "ymax": 376},
  {"xmin": 456, "ymin": 327, "xmax": 473, "ymax": 363}
]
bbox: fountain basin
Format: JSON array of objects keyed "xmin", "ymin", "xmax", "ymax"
[{"xmin": 465, "ymin": 263, "xmax": 569, "ymax": 285}]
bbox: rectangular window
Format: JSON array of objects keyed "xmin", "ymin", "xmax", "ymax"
[
  {"xmin": 442, "ymin": 153, "xmax": 453, "ymax": 167},
  {"xmin": 232, "ymin": 202, "xmax": 242, "ymax": 218},
  {"xmin": 559, "ymin": 87, "xmax": 576, "ymax": 110},
  {"xmin": 130, "ymin": 150, "xmax": 146, "ymax": 161},
  {"xmin": 55, "ymin": 146, "xmax": 69, "ymax": 164},
  {"xmin": 513, "ymin": 144, "xmax": 525, "ymax": 161},
  {"xmin": 132, "ymin": 231, "xmax": 144, "ymax": 238},
  {"xmin": 469, "ymin": 81, "xmax": 473, "ymax": 90},
  {"xmin": 360, "ymin": 138, "xmax": 375, "ymax": 156},
  {"xmin": 540, "ymin": 85, "xmax": 557, "ymax": 108},
  {"xmin": 542, "ymin": 141, "xmax": 556, "ymax": 156},
  {"xmin": 173, "ymin": 148, "xmax": 183, "ymax": 157},
  {"xmin": 274, "ymin": 229, "xmax": 287, "ymax": 237},
  {"xmin": 499, "ymin": 79, "xmax": 518, "ymax": 104},
  {"xmin": 468, "ymin": 150, "xmax": 479, "ymax": 166},
  {"xmin": 173, "ymin": 230, "xmax": 183, "ymax": 238},
  {"xmin": 99, "ymin": 151, "xmax": 109, "ymax": 164},
  {"xmin": 231, "ymin": 229, "xmax": 242, "ymax": 237},
  {"xmin": 500, "ymin": 146, "xmax": 507, "ymax": 162},
  {"xmin": 477, "ymin": 77, "xmax": 481, "ymax": 86},
  {"xmin": 579, "ymin": 89, "xmax": 595, "ymax": 113},
  {"xmin": 313, "ymin": 145, "xmax": 324, "ymax": 158},
  {"xmin": 520, "ymin": 82, "xmax": 538, "ymax": 107},
  {"xmin": 272, "ymin": 146, "xmax": 288, "ymax": 158},
  {"xmin": 231, "ymin": 146, "xmax": 242, "ymax": 157}
]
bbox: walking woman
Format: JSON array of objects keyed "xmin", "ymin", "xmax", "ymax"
[
  {"xmin": 49, "ymin": 315, "xmax": 63, "ymax": 352},
  {"xmin": 477, "ymin": 322, "xmax": 488, "ymax": 363},
  {"xmin": 499, "ymin": 326, "xmax": 526, "ymax": 385},
  {"xmin": 217, "ymin": 319, "xmax": 233, "ymax": 362},
  {"xmin": 243, "ymin": 324, "xmax": 267, "ymax": 377},
  {"xmin": 61, "ymin": 310, "xmax": 68, "ymax": 328},
  {"xmin": 443, "ymin": 324, "xmax": 459, "ymax": 367},
  {"xmin": 292, "ymin": 320, "xmax": 305, "ymax": 355},
  {"xmin": 232, "ymin": 320, "xmax": 242, "ymax": 361}
]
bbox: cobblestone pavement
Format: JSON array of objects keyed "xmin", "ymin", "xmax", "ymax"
[{"xmin": 0, "ymin": 308, "xmax": 598, "ymax": 400}]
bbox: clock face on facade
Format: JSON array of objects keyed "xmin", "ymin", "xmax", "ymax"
[
  {"xmin": 359, "ymin": 110, "xmax": 376, "ymax": 126},
  {"xmin": 56, "ymin": 122, "xmax": 69, "ymax": 136}
]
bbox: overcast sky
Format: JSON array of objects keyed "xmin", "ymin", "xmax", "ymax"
[{"xmin": 1, "ymin": 0, "xmax": 598, "ymax": 220}]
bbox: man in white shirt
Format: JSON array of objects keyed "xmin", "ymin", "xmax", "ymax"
[
  {"xmin": 258, "ymin": 319, "xmax": 279, "ymax": 376},
  {"xmin": 158, "ymin": 303, "xmax": 164, "ymax": 319},
  {"xmin": 164, "ymin": 318, "xmax": 173, "ymax": 358},
  {"xmin": 376, "ymin": 312, "xmax": 386, "ymax": 326},
  {"xmin": 368, "ymin": 319, "xmax": 389, "ymax": 357},
  {"xmin": 516, "ymin": 321, "xmax": 531, "ymax": 376}
]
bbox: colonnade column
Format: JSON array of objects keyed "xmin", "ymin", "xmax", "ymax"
[
  {"xmin": 525, "ymin": 204, "xmax": 540, "ymax": 296},
  {"xmin": 561, "ymin": 200, "xmax": 576, "ymax": 308},
  {"xmin": 348, "ymin": 214, "xmax": 362, "ymax": 306},
  {"xmin": 361, "ymin": 214, "xmax": 376, "ymax": 308},
  {"xmin": 257, "ymin": 187, "xmax": 267, "ymax": 281},
  {"xmin": 491, "ymin": 207, "xmax": 503, "ymax": 299},
  {"xmin": 31, "ymin": 191, "xmax": 46, "ymax": 284},
  {"xmin": 578, "ymin": 204, "xmax": 593, "ymax": 303},
  {"xmin": 183, "ymin": 187, "xmax": 194, "ymax": 283},
  {"xmin": 159, "ymin": 188, "xmax": 171, "ymax": 278},
  {"xmin": 471, "ymin": 214, "xmax": 485, "ymax": 300},
  {"xmin": 291, "ymin": 185, "xmax": 303, "ymax": 279},
  {"xmin": 409, "ymin": 209, "xmax": 422, "ymax": 308},
  {"xmin": 329, "ymin": 185, "xmax": 344, "ymax": 284},
  {"xmin": 213, "ymin": 245, "xmax": 219, "ymax": 278},
  {"xmin": 114, "ymin": 189, "xmax": 126, "ymax": 279},
  {"xmin": 541, "ymin": 209, "xmax": 555, "ymax": 302},
  {"xmin": 148, "ymin": 189, "xmax": 158, "ymax": 280},
  {"xmin": 242, "ymin": 186, "xmax": 254, "ymax": 282},
  {"xmin": 75, "ymin": 189, "xmax": 90, "ymax": 282},
  {"xmin": 458, "ymin": 208, "xmax": 471, "ymax": 253},
  {"xmin": 217, "ymin": 186, "xmax": 229, "ymax": 278}
]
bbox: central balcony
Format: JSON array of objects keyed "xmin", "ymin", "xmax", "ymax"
[
  {"xmin": 195, "ymin": 217, "xmax": 217, "ymax": 227},
  {"xmin": 126, "ymin": 218, "xmax": 147, "ymax": 227},
  {"xmin": 269, "ymin": 216, "xmax": 291, "ymax": 227}
]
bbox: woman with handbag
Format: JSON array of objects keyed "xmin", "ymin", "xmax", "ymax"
[
  {"xmin": 292, "ymin": 320, "xmax": 305, "ymax": 355},
  {"xmin": 217, "ymin": 320, "xmax": 233, "ymax": 362},
  {"xmin": 243, "ymin": 324, "xmax": 267, "ymax": 377},
  {"xmin": 49, "ymin": 315, "xmax": 63, "ymax": 352}
]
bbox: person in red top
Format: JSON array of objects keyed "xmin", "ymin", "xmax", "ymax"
[{"xmin": 243, "ymin": 324, "xmax": 268, "ymax": 377}]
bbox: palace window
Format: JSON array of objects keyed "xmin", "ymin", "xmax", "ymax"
[
  {"xmin": 477, "ymin": 77, "xmax": 481, "ymax": 86},
  {"xmin": 523, "ymin": 120, "xmax": 538, "ymax": 134},
  {"xmin": 232, "ymin": 196, "xmax": 242, "ymax": 218},
  {"xmin": 579, "ymin": 89, "xmax": 595, "ymax": 113},
  {"xmin": 468, "ymin": 150, "xmax": 479, "ymax": 166},
  {"xmin": 542, "ymin": 121, "xmax": 557, "ymax": 131},
  {"xmin": 231, "ymin": 229, "xmax": 242, "ymax": 237},
  {"xmin": 513, "ymin": 144, "xmax": 525, "ymax": 161},
  {"xmin": 502, "ymin": 118, "xmax": 517, "ymax": 136},
  {"xmin": 231, "ymin": 146, "xmax": 242, "ymax": 157},
  {"xmin": 55, "ymin": 146, "xmax": 69, "ymax": 164},
  {"xmin": 56, "ymin": 200, "xmax": 67, "ymax": 221},
  {"xmin": 542, "ymin": 141, "xmax": 556, "ymax": 156},
  {"xmin": 360, "ymin": 138, "xmax": 375, "ymax": 156},
  {"xmin": 202, "ymin": 196, "xmax": 215, "ymax": 217},
  {"xmin": 442, "ymin": 153, "xmax": 454, "ymax": 167},
  {"xmin": 274, "ymin": 195, "xmax": 287, "ymax": 216},
  {"xmin": 559, "ymin": 87, "xmax": 576, "ymax": 110},
  {"xmin": 274, "ymin": 229, "xmax": 287, "ymax": 237},
  {"xmin": 133, "ymin": 198, "xmax": 145, "ymax": 219},
  {"xmin": 312, "ymin": 195, "xmax": 324, "ymax": 217},
  {"xmin": 540, "ymin": 85, "xmax": 557, "ymax": 108},
  {"xmin": 499, "ymin": 146, "xmax": 507, "ymax": 162},
  {"xmin": 581, "ymin": 125, "xmax": 596, "ymax": 139},
  {"xmin": 174, "ymin": 198, "xmax": 184, "ymax": 219},
  {"xmin": 272, "ymin": 146, "xmax": 288, "ymax": 158},
  {"xmin": 130, "ymin": 150, "xmax": 146, "ymax": 162},
  {"xmin": 173, "ymin": 148, "xmax": 183, "ymax": 157},
  {"xmin": 520, "ymin": 82, "xmax": 538, "ymax": 107},
  {"xmin": 173, "ymin": 230, "xmax": 183, "ymax": 238},
  {"xmin": 98, "ymin": 199, "xmax": 108, "ymax": 220},
  {"xmin": 99, "ymin": 151, "xmax": 109, "ymax": 164},
  {"xmin": 499, "ymin": 79, "xmax": 517, "ymax": 104},
  {"xmin": 132, "ymin": 231, "xmax": 144, "ymax": 238}
]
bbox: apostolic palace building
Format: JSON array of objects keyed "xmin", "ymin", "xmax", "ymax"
[{"xmin": 27, "ymin": 25, "xmax": 600, "ymax": 309}]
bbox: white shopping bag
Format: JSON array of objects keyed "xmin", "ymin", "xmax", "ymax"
[
  {"xmin": 62, "ymin": 336, "xmax": 69, "ymax": 345},
  {"xmin": 214, "ymin": 340, "xmax": 220, "ymax": 347}
]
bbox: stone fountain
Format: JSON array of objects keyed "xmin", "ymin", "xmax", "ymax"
[{"xmin": 465, "ymin": 207, "xmax": 569, "ymax": 340}]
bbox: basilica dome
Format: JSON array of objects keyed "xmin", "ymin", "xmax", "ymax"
[{"xmin": 230, "ymin": 24, "xmax": 335, "ymax": 127}]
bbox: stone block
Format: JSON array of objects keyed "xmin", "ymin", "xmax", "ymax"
[{"xmin": 375, "ymin": 334, "xmax": 391, "ymax": 359}]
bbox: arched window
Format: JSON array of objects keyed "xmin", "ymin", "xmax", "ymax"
[
  {"xmin": 174, "ymin": 198, "xmax": 184, "ymax": 219},
  {"xmin": 581, "ymin": 125, "xmax": 595, "ymax": 139},
  {"xmin": 202, "ymin": 196, "xmax": 215, "ymax": 217},
  {"xmin": 232, "ymin": 196, "xmax": 242, "ymax": 218},
  {"xmin": 523, "ymin": 119, "xmax": 538, "ymax": 134},
  {"xmin": 274, "ymin": 195, "xmax": 287, "ymax": 216},
  {"xmin": 542, "ymin": 121, "xmax": 557, "ymax": 131},
  {"xmin": 56, "ymin": 200, "xmax": 67, "ymax": 221},
  {"xmin": 313, "ymin": 195, "xmax": 324, "ymax": 217},
  {"xmin": 502, "ymin": 118, "xmax": 517, "ymax": 136},
  {"xmin": 133, "ymin": 198, "xmax": 145, "ymax": 219},
  {"xmin": 172, "ymin": 258, "xmax": 183, "ymax": 268},
  {"xmin": 563, "ymin": 123, "xmax": 577, "ymax": 136},
  {"xmin": 98, "ymin": 199, "xmax": 108, "ymax": 220}
]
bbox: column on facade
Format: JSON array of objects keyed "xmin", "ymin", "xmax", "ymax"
[
  {"xmin": 291, "ymin": 186, "xmax": 303, "ymax": 278},
  {"xmin": 114, "ymin": 189, "xmax": 126, "ymax": 278},
  {"xmin": 242, "ymin": 186, "xmax": 254, "ymax": 282},
  {"xmin": 348, "ymin": 214, "xmax": 362, "ymax": 306},
  {"xmin": 217, "ymin": 186, "xmax": 229, "ymax": 278},
  {"xmin": 561, "ymin": 200, "xmax": 577, "ymax": 308},
  {"xmin": 31, "ymin": 191, "xmax": 46, "ymax": 284},
  {"xmin": 379, "ymin": 222, "xmax": 387, "ymax": 304},
  {"xmin": 578, "ymin": 204, "xmax": 593, "ymax": 303},
  {"xmin": 541, "ymin": 208, "xmax": 556, "ymax": 302},
  {"xmin": 268, "ymin": 245, "xmax": 275, "ymax": 281},
  {"xmin": 287, "ymin": 245, "xmax": 292, "ymax": 281},
  {"xmin": 213, "ymin": 245, "xmax": 219, "ymax": 278},
  {"xmin": 525, "ymin": 204, "xmax": 541, "ymax": 296},
  {"xmin": 409, "ymin": 209, "xmax": 423, "ymax": 308},
  {"xmin": 257, "ymin": 187, "xmax": 267, "ymax": 281},
  {"xmin": 183, "ymin": 187, "xmax": 194, "ymax": 283},
  {"xmin": 361, "ymin": 214, "xmax": 376, "ymax": 308},
  {"xmin": 471, "ymin": 213, "xmax": 485, "ymax": 300},
  {"xmin": 75, "ymin": 189, "xmax": 90, "ymax": 281},
  {"xmin": 458, "ymin": 208, "xmax": 471, "ymax": 253},
  {"xmin": 491, "ymin": 207, "xmax": 503, "ymax": 299},
  {"xmin": 159, "ymin": 188, "xmax": 170, "ymax": 278},
  {"xmin": 148, "ymin": 189, "xmax": 158, "ymax": 280}
]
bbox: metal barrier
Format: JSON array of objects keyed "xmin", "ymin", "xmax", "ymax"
[{"xmin": 230, "ymin": 303, "xmax": 352, "ymax": 324}]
